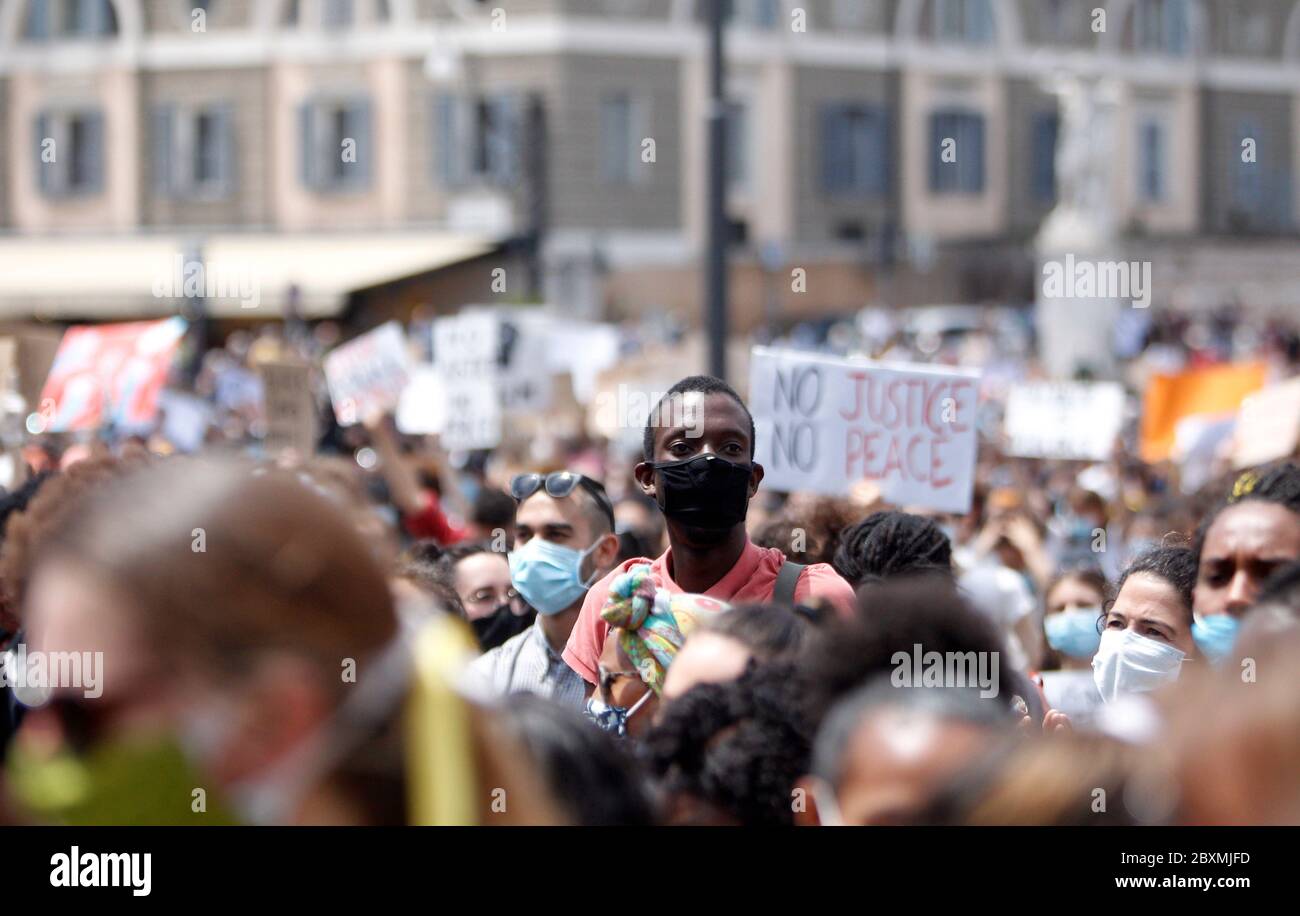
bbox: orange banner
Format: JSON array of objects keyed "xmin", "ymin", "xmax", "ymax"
[{"xmin": 1140, "ymin": 362, "xmax": 1268, "ymax": 463}]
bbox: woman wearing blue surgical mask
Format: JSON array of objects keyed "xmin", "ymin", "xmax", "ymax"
[
  {"xmin": 1094, "ymin": 547, "xmax": 1199, "ymax": 705},
  {"xmin": 1037, "ymin": 568, "xmax": 1108, "ymax": 725}
]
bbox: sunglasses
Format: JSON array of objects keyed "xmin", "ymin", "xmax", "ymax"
[{"xmin": 509, "ymin": 471, "xmax": 616, "ymax": 530}]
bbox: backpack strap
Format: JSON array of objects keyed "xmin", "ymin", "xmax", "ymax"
[{"xmin": 773, "ymin": 559, "xmax": 806, "ymax": 609}]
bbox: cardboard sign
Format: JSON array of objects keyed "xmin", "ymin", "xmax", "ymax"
[
  {"xmin": 324, "ymin": 322, "xmax": 412, "ymax": 426},
  {"xmin": 260, "ymin": 361, "xmax": 318, "ymax": 457},
  {"xmin": 39, "ymin": 317, "xmax": 188, "ymax": 432},
  {"xmin": 1003, "ymin": 382, "xmax": 1124, "ymax": 461},
  {"xmin": 750, "ymin": 347, "xmax": 980, "ymax": 514},
  {"xmin": 1233, "ymin": 377, "xmax": 1300, "ymax": 469},
  {"xmin": 433, "ymin": 313, "xmax": 501, "ymax": 450}
]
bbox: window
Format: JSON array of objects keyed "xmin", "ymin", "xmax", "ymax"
[
  {"xmin": 929, "ymin": 110, "xmax": 985, "ymax": 193},
  {"xmin": 1133, "ymin": 0, "xmax": 1190, "ymax": 55},
  {"xmin": 434, "ymin": 93, "xmax": 522, "ymax": 189},
  {"xmin": 299, "ymin": 97, "xmax": 372, "ymax": 192},
  {"xmin": 1137, "ymin": 118, "xmax": 1166, "ymax": 202},
  {"xmin": 152, "ymin": 104, "xmax": 235, "ymax": 199},
  {"xmin": 23, "ymin": 0, "xmax": 117, "ymax": 39},
  {"xmin": 831, "ymin": 0, "xmax": 869, "ymax": 30},
  {"xmin": 600, "ymin": 93, "xmax": 646, "ymax": 185},
  {"xmin": 1043, "ymin": 0, "xmax": 1082, "ymax": 43},
  {"xmin": 696, "ymin": 0, "xmax": 780, "ymax": 30},
  {"xmin": 34, "ymin": 109, "xmax": 105, "ymax": 197},
  {"xmin": 726, "ymin": 101, "xmax": 749, "ymax": 191},
  {"xmin": 322, "ymin": 0, "xmax": 353, "ymax": 29},
  {"xmin": 932, "ymin": 0, "xmax": 995, "ymax": 45},
  {"xmin": 1030, "ymin": 111, "xmax": 1059, "ymax": 202},
  {"xmin": 1230, "ymin": 119, "xmax": 1261, "ymax": 211},
  {"xmin": 820, "ymin": 103, "xmax": 890, "ymax": 196}
]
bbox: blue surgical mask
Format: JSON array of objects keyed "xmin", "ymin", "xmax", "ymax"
[
  {"xmin": 583, "ymin": 691, "xmax": 653, "ymax": 738},
  {"xmin": 1044, "ymin": 606, "xmax": 1103, "ymax": 659},
  {"xmin": 508, "ymin": 537, "xmax": 602, "ymax": 616},
  {"xmin": 1191, "ymin": 613, "xmax": 1240, "ymax": 665}
]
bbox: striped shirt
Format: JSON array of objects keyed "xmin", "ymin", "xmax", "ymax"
[{"xmin": 467, "ymin": 620, "xmax": 586, "ymax": 710}]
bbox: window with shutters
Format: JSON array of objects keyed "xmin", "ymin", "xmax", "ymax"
[
  {"xmin": 152, "ymin": 104, "xmax": 236, "ymax": 200},
  {"xmin": 693, "ymin": 0, "xmax": 781, "ymax": 30},
  {"xmin": 34, "ymin": 108, "xmax": 105, "ymax": 198},
  {"xmin": 931, "ymin": 0, "xmax": 995, "ymax": 45},
  {"xmin": 1137, "ymin": 117, "xmax": 1167, "ymax": 202},
  {"xmin": 820, "ymin": 103, "xmax": 890, "ymax": 197},
  {"xmin": 725, "ymin": 100, "xmax": 750, "ymax": 192},
  {"xmin": 1132, "ymin": 0, "xmax": 1191, "ymax": 56},
  {"xmin": 23, "ymin": 0, "xmax": 118, "ymax": 40},
  {"xmin": 1230, "ymin": 118, "xmax": 1262, "ymax": 213},
  {"xmin": 1030, "ymin": 111, "xmax": 1059, "ymax": 202},
  {"xmin": 299, "ymin": 97, "xmax": 373, "ymax": 192},
  {"xmin": 929, "ymin": 109, "xmax": 985, "ymax": 194},
  {"xmin": 433, "ymin": 92, "xmax": 522, "ymax": 190}
]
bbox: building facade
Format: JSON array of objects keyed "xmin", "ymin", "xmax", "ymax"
[{"xmin": 1, "ymin": 0, "xmax": 1299, "ymax": 327}]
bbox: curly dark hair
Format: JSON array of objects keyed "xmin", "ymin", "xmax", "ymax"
[
  {"xmin": 832, "ymin": 510, "xmax": 953, "ymax": 587},
  {"xmin": 800, "ymin": 577, "xmax": 1031, "ymax": 726},
  {"xmin": 642, "ymin": 661, "xmax": 813, "ymax": 826},
  {"xmin": 1111, "ymin": 546, "xmax": 1197, "ymax": 623},
  {"xmin": 1193, "ymin": 463, "xmax": 1300, "ymax": 567}
]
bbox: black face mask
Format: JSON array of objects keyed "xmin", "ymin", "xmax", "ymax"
[
  {"xmin": 652, "ymin": 454, "xmax": 752, "ymax": 530},
  {"xmin": 471, "ymin": 603, "xmax": 536, "ymax": 652}
]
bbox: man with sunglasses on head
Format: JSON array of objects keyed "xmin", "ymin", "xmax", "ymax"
[
  {"xmin": 563, "ymin": 376, "xmax": 856, "ymax": 695},
  {"xmin": 466, "ymin": 471, "xmax": 621, "ymax": 707}
]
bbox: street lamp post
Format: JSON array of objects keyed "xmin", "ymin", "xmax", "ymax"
[{"xmin": 705, "ymin": 0, "xmax": 729, "ymax": 381}]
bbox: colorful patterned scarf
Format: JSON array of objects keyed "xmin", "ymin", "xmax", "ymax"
[{"xmin": 598, "ymin": 564, "xmax": 729, "ymax": 695}]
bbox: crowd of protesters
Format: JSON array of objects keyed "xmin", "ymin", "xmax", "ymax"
[{"xmin": 0, "ymin": 303, "xmax": 1296, "ymax": 826}]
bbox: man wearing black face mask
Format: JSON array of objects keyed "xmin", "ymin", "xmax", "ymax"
[{"xmin": 563, "ymin": 376, "xmax": 855, "ymax": 692}]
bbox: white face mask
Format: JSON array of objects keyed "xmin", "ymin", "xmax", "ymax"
[{"xmin": 1092, "ymin": 627, "xmax": 1185, "ymax": 704}]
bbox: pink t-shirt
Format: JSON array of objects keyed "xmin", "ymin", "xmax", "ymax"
[{"xmin": 562, "ymin": 539, "xmax": 856, "ymax": 685}]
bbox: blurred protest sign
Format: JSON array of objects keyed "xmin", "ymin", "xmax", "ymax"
[
  {"xmin": 260, "ymin": 360, "xmax": 317, "ymax": 457},
  {"xmin": 1003, "ymin": 381, "xmax": 1124, "ymax": 461},
  {"xmin": 158, "ymin": 390, "xmax": 214, "ymax": 453},
  {"xmin": 1140, "ymin": 362, "xmax": 1267, "ymax": 463},
  {"xmin": 1233, "ymin": 377, "xmax": 1300, "ymax": 470},
  {"xmin": 495, "ymin": 312, "xmax": 553, "ymax": 414},
  {"xmin": 750, "ymin": 347, "xmax": 980, "ymax": 514},
  {"xmin": 39, "ymin": 317, "xmax": 188, "ymax": 432},
  {"xmin": 588, "ymin": 336, "xmax": 749, "ymax": 450},
  {"xmin": 433, "ymin": 312, "xmax": 501, "ymax": 450},
  {"xmin": 544, "ymin": 321, "xmax": 621, "ymax": 404},
  {"xmin": 397, "ymin": 365, "xmax": 446, "ymax": 436},
  {"xmin": 324, "ymin": 321, "xmax": 411, "ymax": 426}
]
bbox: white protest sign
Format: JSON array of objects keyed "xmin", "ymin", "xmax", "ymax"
[
  {"xmin": 1003, "ymin": 381, "xmax": 1124, "ymax": 461},
  {"xmin": 495, "ymin": 313, "xmax": 554, "ymax": 414},
  {"xmin": 396, "ymin": 364, "xmax": 446, "ymax": 435},
  {"xmin": 1233, "ymin": 377, "xmax": 1300, "ymax": 469},
  {"xmin": 324, "ymin": 322, "xmax": 412, "ymax": 426},
  {"xmin": 433, "ymin": 313, "xmax": 502, "ymax": 450},
  {"xmin": 750, "ymin": 347, "xmax": 980, "ymax": 514}
]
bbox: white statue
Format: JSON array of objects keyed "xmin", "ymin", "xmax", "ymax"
[{"xmin": 1039, "ymin": 75, "xmax": 1122, "ymax": 256}]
